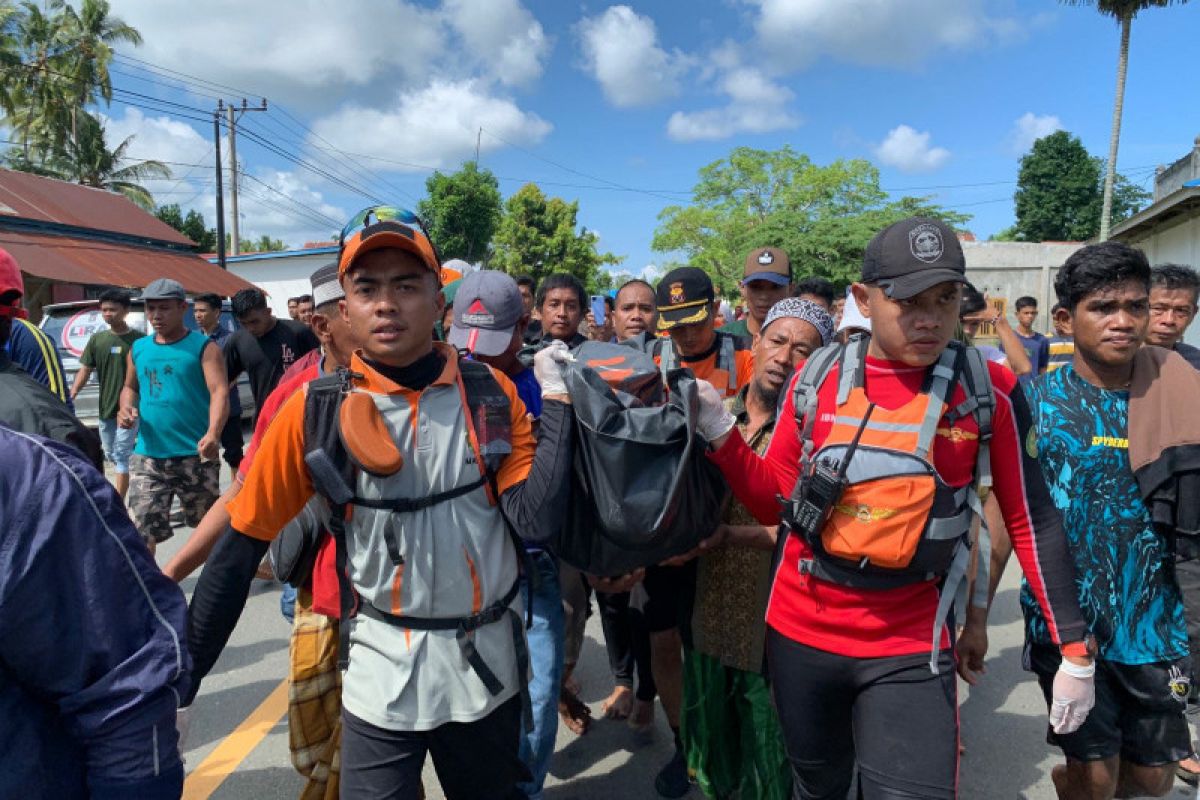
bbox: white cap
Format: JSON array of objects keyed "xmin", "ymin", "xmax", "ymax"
[{"xmin": 836, "ymin": 286, "xmax": 871, "ymax": 334}]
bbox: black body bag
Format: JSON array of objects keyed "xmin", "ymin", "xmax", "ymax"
[{"xmin": 554, "ymin": 345, "xmax": 729, "ymax": 576}]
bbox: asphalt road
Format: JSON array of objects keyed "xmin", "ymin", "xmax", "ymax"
[{"xmin": 157, "ymin": 473, "xmax": 1198, "ymax": 800}]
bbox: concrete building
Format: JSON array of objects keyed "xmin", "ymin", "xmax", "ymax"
[
  {"xmin": 212, "ymin": 244, "xmax": 338, "ymax": 318},
  {"xmin": 1112, "ymin": 135, "xmax": 1200, "ymax": 347},
  {"xmin": 963, "ymin": 239, "xmax": 1084, "ymax": 335}
]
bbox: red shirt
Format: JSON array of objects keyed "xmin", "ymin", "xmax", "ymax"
[
  {"xmin": 708, "ymin": 353, "xmax": 1086, "ymax": 658},
  {"xmin": 236, "ymin": 348, "xmax": 340, "ymax": 617}
]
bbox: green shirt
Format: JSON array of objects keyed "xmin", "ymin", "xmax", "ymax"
[
  {"xmin": 80, "ymin": 328, "xmax": 144, "ymax": 420},
  {"xmin": 718, "ymin": 318, "xmax": 751, "ymax": 338}
]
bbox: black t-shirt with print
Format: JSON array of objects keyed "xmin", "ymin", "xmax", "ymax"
[{"xmin": 224, "ymin": 319, "xmax": 319, "ymax": 419}]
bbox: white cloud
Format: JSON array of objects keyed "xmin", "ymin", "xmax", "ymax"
[
  {"xmin": 233, "ymin": 167, "xmax": 347, "ymax": 243},
  {"xmin": 748, "ymin": 0, "xmax": 1023, "ymax": 70},
  {"xmin": 110, "ymin": 0, "xmax": 447, "ymax": 105},
  {"xmin": 103, "ymin": 107, "xmax": 211, "ymax": 168},
  {"xmin": 99, "ymin": 108, "xmax": 345, "ymax": 246},
  {"xmin": 110, "ymin": 0, "xmax": 553, "ymax": 105},
  {"xmin": 577, "ymin": 6, "xmax": 691, "ymax": 108},
  {"xmin": 1010, "ymin": 112, "xmax": 1063, "ymax": 153},
  {"xmin": 309, "ymin": 80, "xmax": 551, "ymax": 170},
  {"xmin": 874, "ymin": 125, "xmax": 951, "ymax": 172},
  {"xmin": 444, "ymin": 0, "xmax": 551, "ymax": 88},
  {"xmin": 667, "ymin": 62, "xmax": 799, "ymax": 142}
]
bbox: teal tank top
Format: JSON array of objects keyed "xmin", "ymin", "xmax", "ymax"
[{"xmin": 131, "ymin": 330, "xmax": 212, "ymax": 458}]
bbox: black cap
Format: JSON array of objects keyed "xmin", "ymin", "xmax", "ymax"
[
  {"xmin": 656, "ymin": 267, "xmax": 715, "ymax": 331},
  {"xmin": 861, "ymin": 217, "xmax": 966, "ymax": 299}
]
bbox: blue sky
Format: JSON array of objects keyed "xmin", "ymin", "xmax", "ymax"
[{"xmin": 98, "ymin": 0, "xmax": 1200, "ymax": 279}]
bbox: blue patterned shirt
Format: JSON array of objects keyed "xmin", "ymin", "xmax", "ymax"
[{"xmin": 1020, "ymin": 364, "xmax": 1187, "ymax": 664}]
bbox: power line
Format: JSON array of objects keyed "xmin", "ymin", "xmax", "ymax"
[{"xmin": 239, "ymin": 171, "xmax": 343, "ymax": 227}]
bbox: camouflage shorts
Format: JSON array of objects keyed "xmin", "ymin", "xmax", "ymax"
[{"xmin": 128, "ymin": 454, "xmax": 220, "ymax": 543}]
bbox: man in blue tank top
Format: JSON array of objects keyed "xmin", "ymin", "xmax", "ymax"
[{"xmin": 119, "ymin": 278, "xmax": 229, "ymax": 553}]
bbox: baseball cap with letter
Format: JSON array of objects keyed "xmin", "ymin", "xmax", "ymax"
[
  {"xmin": 743, "ymin": 247, "xmax": 790, "ymax": 286},
  {"xmin": 861, "ymin": 217, "xmax": 966, "ymax": 299},
  {"xmin": 656, "ymin": 266, "xmax": 716, "ymax": 331},
  {"xmin": 447, "ymin": 270, "xmax": 524, "ymax": 357}
]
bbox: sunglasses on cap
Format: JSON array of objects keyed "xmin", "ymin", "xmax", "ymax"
[{"xmin": 339, "ymin": 206, "xmax": 438, "ymax": 256}]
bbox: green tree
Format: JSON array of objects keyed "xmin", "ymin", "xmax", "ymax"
[
  {"xmin": 226, "ymin": 233, "xmax": 285, "ymax": 253},
  {"xmin": 1012, "ymin": 130, "xmax": 1150, "ymax": 241},
  {"xmin": 1, "ymin": 0, "xmax": 140, "ymax": 172},
  {"xmin": 156, "ymin": 203, "xmax": 217, "ymax": 251},
  {"xmin": 1062, "ymin": 0, "xmax": 1188, "ymax": 239},
  {"xmin": 491, "ymin": 183, "xmax": 621, "ymax": 291},
  {"xmin": 1013, "ymin": 131, "xmax": 1101, "ymax": 242},
  {"xmin": 39, "ymin": 111, "xmax": 170, "ymax": 208},
  {"xmin": 417, "ymin": 161, "xmax": 502, "ymax": 263},
  {"xmin": 653, "ymin": 146, "xmax": 969, "ymax": 294}
]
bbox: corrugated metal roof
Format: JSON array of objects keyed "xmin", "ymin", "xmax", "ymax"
[
  {"xmin": 0, "ymin": 167, "xmax": 194, "ymax": 246},
  {"xmin": 0, "ymin": 228, "xmax": 255, "ymax": 297}
]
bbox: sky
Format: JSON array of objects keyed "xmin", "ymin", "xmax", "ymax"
[{"xmin": 93, "ymin": 0, "xmax": 1200, "ymax": 280}]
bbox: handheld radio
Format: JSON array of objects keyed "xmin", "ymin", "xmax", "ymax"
[{"xmin": 791, "ymin": 402, "xmax": 876, "ymax": 540}]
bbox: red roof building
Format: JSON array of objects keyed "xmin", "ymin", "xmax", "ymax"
[{"xmin": 0, "ymin": 168, "xmax": 253, "ymax": 319}]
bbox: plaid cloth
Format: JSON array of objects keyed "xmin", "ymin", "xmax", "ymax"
[
  {"xmin": 290, "ymin": 589, "xmax": 342, "ymax": 800},
  {"xmin": 288, "ymin": 589, "xmax": 425, "ymax": 800}
]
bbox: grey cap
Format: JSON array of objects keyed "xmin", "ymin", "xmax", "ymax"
[
  {"xmin": 447, "ymin": 270, "xmax": 524, "ymax": 357},
  {"xmin": 141, "ymin": 277, "xmax": 186, "ymax": 301},
  {"xmin": 311, "ymin": 262, "xmax": 343, "ymax": 307},
  {"xmin": 861, "ymin": 217, "xmax": 966, "ymax": 300}
]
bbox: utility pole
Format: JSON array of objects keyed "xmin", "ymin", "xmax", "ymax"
[
  {"xmin": 225, "ymin": 98, "xmax": 268, "ymax": 256},
  {"xmin": 475, "ymin": 127, "xmax": 481, "ymax": 164},
  {"xmin": 214, "ymin": 100, "xmax": 226, "ymax": 270}
]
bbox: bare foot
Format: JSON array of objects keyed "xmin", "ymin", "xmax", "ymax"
[
  {"xmin": 558, "ymin": 685, "xmax": 592, "ymax": 736},
  {"xmin": 601, "ymin": 685, "xmax": 633, "ymax": 720},
  {"xmin": 628, "ymin": 698, "xmax": 654, "ymax": 734}
]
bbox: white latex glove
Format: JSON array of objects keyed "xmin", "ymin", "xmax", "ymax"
[
  {"xmin": 1049, "ymin": 658, "xmax": 1095, "ymax": 734},
  {"xmin": 176, "ymin": 705, "xmax": 192, "ymax": 753},
  {"xmin": 534, "ymin": 339, "xmax": 573, "ymax": 396},
  {"xmin": 695, "ymin": 378, "xmax": 736, "ymax": 442}
]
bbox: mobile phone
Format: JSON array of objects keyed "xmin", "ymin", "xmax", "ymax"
[{"xmin": 590, "ymin": 295, "xmax": 607, "ymax": 326}]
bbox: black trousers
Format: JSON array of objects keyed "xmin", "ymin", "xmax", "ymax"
[
  {"xmin": 595, "ymin": 589, "xmax": 657, "ymax": 702},
  {"xmin": 767, "ymin": 629, "xmax": 958, "ymax": 800},
  {"xmin": 340, "ymin": 697, "xmax": 528, "ymax": 800},
  {"xmin": 218, "ymin": 414, "xmax": 244, "ymax": 470}
]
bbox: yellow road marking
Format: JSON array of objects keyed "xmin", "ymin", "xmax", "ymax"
[{"xmin": 182, "ymin": 678, "xmax": 290, "ymax": 800}]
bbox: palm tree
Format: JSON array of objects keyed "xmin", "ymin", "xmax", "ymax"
[
  {"xmin": 1062, "ymin": 0, "xmax": 1189, "ymax": 240},
  {"xmin": 47, "ymin": 112, "xmax": 171, "ymax": 209},
  {"xmin": 61, "ymin": 0, "xmax": 141, "ymax": 111}
]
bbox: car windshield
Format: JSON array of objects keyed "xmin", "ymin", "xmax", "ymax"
[{"xmin": 41, "ymin": 303, "xmax": 237, "ymax": 359}]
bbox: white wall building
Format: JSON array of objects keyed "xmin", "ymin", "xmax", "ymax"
[
  {"xmin": 212, "ymin": 245, "xmax": 338, "ymax": 318},
  {"xmin": 1112, "ymin": 135, "xmax": 1200, "ymax": 347}
]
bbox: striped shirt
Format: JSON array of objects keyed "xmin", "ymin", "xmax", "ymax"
[{"xmin": 6, "ymin": 318, "xmax": 72, "ymax": 411}]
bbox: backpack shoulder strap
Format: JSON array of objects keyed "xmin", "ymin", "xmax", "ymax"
[
  {"xmin": 718, "ymin": 332, "xmax": 735, "ymax": 392},
  {"xmin": 459, "ymin": 359, "xmax": 513, "ymax": 484},
  {"xmin": 301, "ymin": 368, "xmax": 360, "ymax": 671},
  {"xmin": 302, "ymin": 371, "xmax": 356, "ymax": 504},
  {"xmin": 955, "ymin": 344, "xmax": 996, "ymax": 493},
  {"xmin": 791, "ymin": 342, "xmax": 844, "ymax": 473},
  {"xmin": 458, "ymin": 358, "xmax": 537, "ymax": 621}
]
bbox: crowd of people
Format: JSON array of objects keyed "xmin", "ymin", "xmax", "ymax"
[{"xmin": 2, "ymin": 209, "xmax": 1200, "ymax": 800}]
